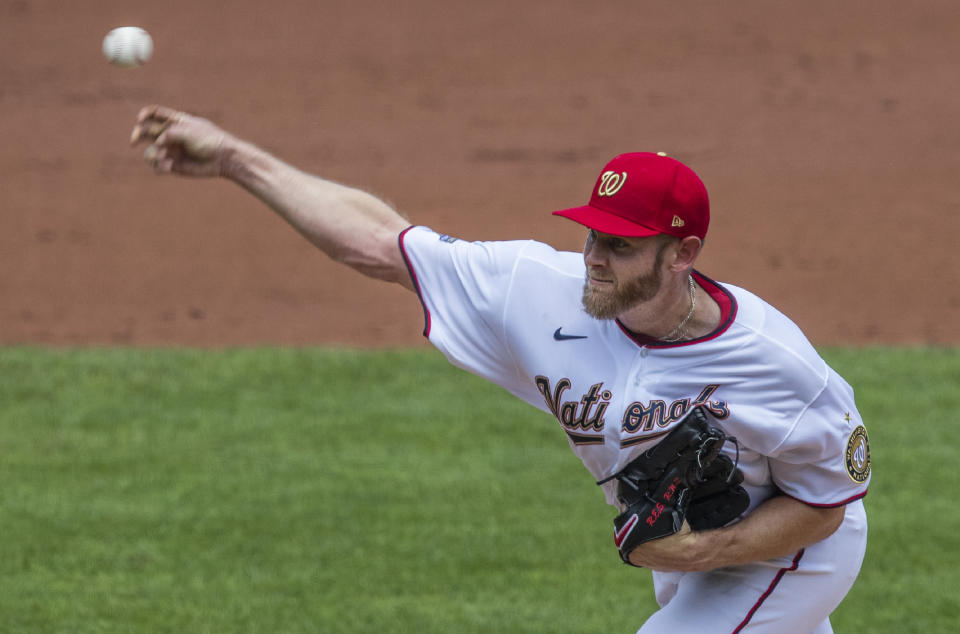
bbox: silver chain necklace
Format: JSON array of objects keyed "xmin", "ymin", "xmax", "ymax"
[{"xmin": 661, "ymin": 276, "xmax": 696, "ymax": 342}]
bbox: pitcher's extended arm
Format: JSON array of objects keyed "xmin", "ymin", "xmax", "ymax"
[{"xmin": 131, "ymin": 105, "xmax": 413, "ymax": 289}]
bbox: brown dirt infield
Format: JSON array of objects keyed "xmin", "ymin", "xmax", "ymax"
[{"xmin": 2, "ymin": 1, "xmax": 958, "ymax": 348}]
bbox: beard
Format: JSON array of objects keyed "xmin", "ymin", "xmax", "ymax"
[
  {"xmin": 581, "ymin": 266, "xmax": 663, "ymax": 319},
  {"xmin": 581, "ymin": 241, "xmax": 669, "ymax": 319}
]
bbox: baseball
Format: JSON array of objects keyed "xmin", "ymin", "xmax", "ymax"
[{"xmin": 102, "ymin": 26, "xmax": 153, "ymax": 68}]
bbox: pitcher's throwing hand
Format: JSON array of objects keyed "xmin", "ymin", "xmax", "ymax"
[{"xmin": 131, "ymin": 105, "xmax": 230, "ymax": 178}]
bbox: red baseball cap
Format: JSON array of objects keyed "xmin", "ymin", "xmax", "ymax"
[{"xmin": 552, "ymin": 152, "xmax": 709, "ymax": 240}]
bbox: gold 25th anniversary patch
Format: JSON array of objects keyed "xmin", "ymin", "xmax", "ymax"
[{"xmin": 845, "ymin": 425, "xmax": 871, "ymax": 483}]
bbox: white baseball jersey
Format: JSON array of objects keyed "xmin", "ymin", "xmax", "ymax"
[{"xmin": 399, "ymin": 225, "xmax": 870, "ymax": 633}]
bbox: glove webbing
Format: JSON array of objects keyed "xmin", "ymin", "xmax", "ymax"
[{"xmin": 596, "ymin": 408, "xmax": 741, "ymax": 501}]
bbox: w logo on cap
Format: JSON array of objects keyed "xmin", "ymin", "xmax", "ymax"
[{"xmin": 597, "ymin": 171, "xmax": 627, "ymax": 197}]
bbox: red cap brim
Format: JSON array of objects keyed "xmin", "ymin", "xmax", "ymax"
[{"xmin": 552, "ymin": 205, "xmax": 663, "ymax": 237}]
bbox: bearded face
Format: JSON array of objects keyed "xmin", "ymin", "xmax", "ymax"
[{"xmin": 581, "ymin": 238, "xmax": 670, "ymax": 319}]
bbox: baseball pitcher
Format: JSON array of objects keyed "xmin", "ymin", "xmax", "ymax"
[{"xmin": 131, "ymin": 106, "xmax": 870, "ymax": 633}]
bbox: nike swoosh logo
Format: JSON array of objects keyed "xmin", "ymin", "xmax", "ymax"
[{"xmin": 554, "ymin": 327, "xmax": 588, "ymax": 341}]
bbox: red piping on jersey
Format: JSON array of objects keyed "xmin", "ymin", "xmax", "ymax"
[
  {"xmin": 616, "ymin": 270, "xmax": 738, "ymax": 348},
  {"xmin": 783, "ymin": 489, "xmax": 868, "ymax": 509},
  {"xmin": 398, "ymin": 226, "xmax": 432, "ymax": 337},
  {"xmin": 732, "ymin": 548, "xmax": 805, "ymax": 633}
]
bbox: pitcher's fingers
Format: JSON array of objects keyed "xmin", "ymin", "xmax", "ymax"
[
  {"xmin": 131, "ymin": 106, "xmax": 186, "ymax": 145},
  {"xmin": 131, "ymin": 119, "xmax": 170, "ymax": 145},
  {"xmin": 137, "ymin": 105, "xmax": 183, "ymax": 124},
  {"xmin": 131, "ymin": 121, "xmax": 159, "ymax": 145},
  {"xmin": 144, "ymin": 142, "xmax": 168, "ymax": 165},
  {"xmin": 145, "ymin": 145, "xmax": 177, "ymax": 174}
]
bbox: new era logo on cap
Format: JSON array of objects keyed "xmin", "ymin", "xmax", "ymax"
[{"xmin": 552, "ymin": 152, "xmax": 709, "ymax": 240}]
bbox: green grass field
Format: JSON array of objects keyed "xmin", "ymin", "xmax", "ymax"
[{"xmin": 1, "ymin": 346, "xmax": 957, "ymax": 633}]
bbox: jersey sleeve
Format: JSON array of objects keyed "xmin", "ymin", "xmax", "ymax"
[
  {"xmin": 399, "ymin": 226, "xmax": 529, "ymax": 385},
  {"xmin": 766, "ymin": 370, "xmax": 871, "ymax": 507}
]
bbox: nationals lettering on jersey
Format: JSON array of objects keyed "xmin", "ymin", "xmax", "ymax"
[{"xmin": 534, "ymin": 377, "xmax": 730, "ymax": 447}]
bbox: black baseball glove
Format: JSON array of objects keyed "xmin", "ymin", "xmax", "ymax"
[{"xmin": 598, "ymin": 406, "xmax": 750, "ymax": 566}]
